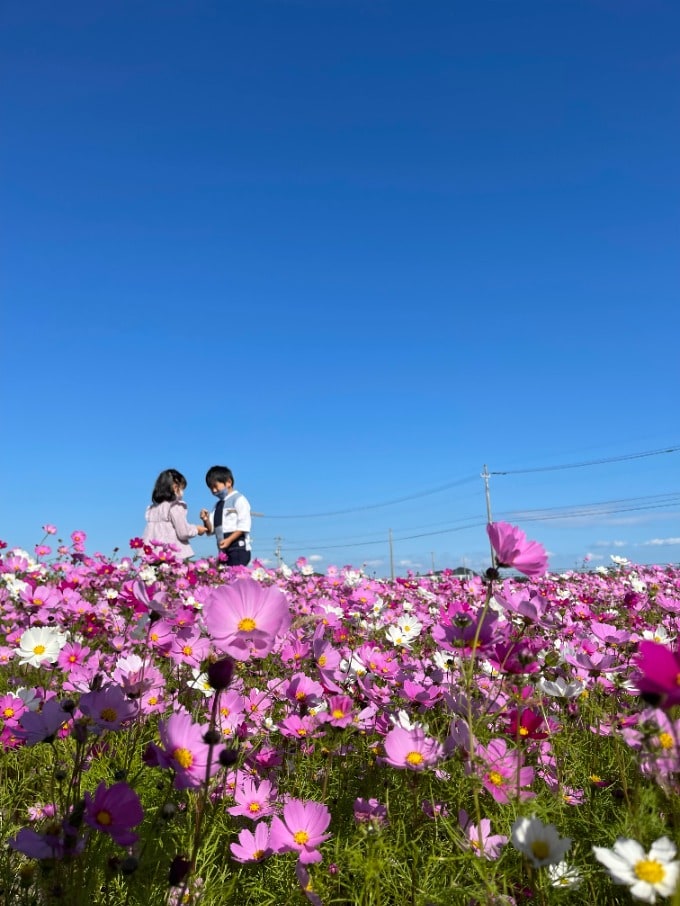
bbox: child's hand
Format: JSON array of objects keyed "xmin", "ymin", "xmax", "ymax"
[
  {"xmin": 197, "ymin": 525, "xmax": 208, "ymax": 535},
  {"xmin": 200, "ymin": 509, "xmax": 209, "ymax": 521}
]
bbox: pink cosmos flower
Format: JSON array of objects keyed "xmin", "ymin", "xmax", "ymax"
[
  {"xmin": 353, "ymin": 797, "xmax": 388, "ymax": 827},
  {"xmin": 228, "ymin": 778, "xmax": 277, "ymax": 820},
  {"xmin": 0, "ymin": 693, "xmax": 27, "ymax": 728},
  {"xmin": 155, "ymin": 708, "xmax": 219, "ymax": 789},
  {"xmin": 230, "ymin": 821, "xmax": 273, "ymax": 863},
  {"xmin": 295, "ymin": 862, "xmax": 323, "ymax": 906},
  {"xmin": 285, "ymin": 672, "xmax": 324, "ymax": 709},
  {"xmin": 635, "ymin": 641, "xmax": 680, "ymax": 709},
  {"xmin": 473, "ymin": 738, "xmax": 535, "ymax": 803},
  {"xmin": 382, "ymin": 726, "xmax": 444, "ymax": 771},
  {"xmin": 9, "ymin": 822, "xmax": 86, "ymax": 860},
  {"xmin": 320, "ymin": 694, "xmax": 355, "ymax": 728},
  {"xmin": 78, "ymin": 684, "xmax": 138, "ymax": 731},
  {"xmin": 17, "ymin": 698, "xmax": 70, "ymax": 746},
  {"xmin": 459, "ymin": 809, "xmax": 508, "ymax": 860},
  {"xmin": 84, "ymin": 782, "xmax": 144, "ymax": 845},
  {"xmin": 42, "ymin": 524, "xmax": 57, "ymax": 535},
  {"xmin": 486, "ymin": 522, "xmax": 548, "ymax": 578},
  {"xmin": 269, "ymin": 799, "xmax": 331, "ymax": 864},
  {"xmin": 203, "ymin": 578, "xmax": 291, "ymax": 661}
]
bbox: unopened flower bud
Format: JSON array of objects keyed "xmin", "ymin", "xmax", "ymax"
[
  {"xmin": 203, "ymin": 729, "xmax": 221, "ymax": 746},
  {"xmin": 168, "ymin": 855, "xmax": 192, "ymax": 887},
  {"xmin": 219, "ymin": 747, "xmax": 239, "ymax": 767},
  {"xmin": 207, "ymin": 656, "xmax": 234, "ymax": 691}
]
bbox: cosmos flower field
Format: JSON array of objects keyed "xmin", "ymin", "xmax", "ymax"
[{"xmin": 2, "ymin": 525, "xmax": 680, "ymax": 905}]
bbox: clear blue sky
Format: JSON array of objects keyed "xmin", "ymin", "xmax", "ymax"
[{"xmin": 2, "ymin": 0, "xmax": 678, "ymax": 575}]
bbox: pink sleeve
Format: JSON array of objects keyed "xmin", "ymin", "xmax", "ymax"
[{"xmin": 169, "ymin": 503, "xmax": 198, "ymax": 542}]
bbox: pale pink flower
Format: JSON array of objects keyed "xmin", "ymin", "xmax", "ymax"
[
  {"xmin": 487, "ymin": 522, "xmax": 548, "ymax": 578},
  {"xmin": 203, "ymin": 578, "xmax": 291, "ymax": 661}
]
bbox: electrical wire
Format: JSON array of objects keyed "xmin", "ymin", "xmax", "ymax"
[{"xmin": 489, "ymin": 446, "xmax": 680, "ymax": 476}]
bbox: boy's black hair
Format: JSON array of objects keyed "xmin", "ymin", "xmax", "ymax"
[
  {"xmin": 151, "ymin": 469, "xmax": 187, "ymax": 504},
  {"xmin": 205, "ymin": 465, "xmax": 234, "ymax": 487}
]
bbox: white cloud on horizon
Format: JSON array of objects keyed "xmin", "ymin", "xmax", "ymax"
[
  {"xmin": 640, "ymin": 537, "xmax": 680, "ymax": 546},
  {"xmin": 593, "ymin": 540, "xmax": 627, "ymax": 548},
  {"xmin": 308, "ymin": 554, "xmax": 324, "ymax": 562}
]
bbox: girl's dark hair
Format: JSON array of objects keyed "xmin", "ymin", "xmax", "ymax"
[{"xmin": 151, "ymin": 469, "xmax": 187, "ymax": 504}]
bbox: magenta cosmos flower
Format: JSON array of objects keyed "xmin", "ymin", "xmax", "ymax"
[
  {"xmin": 382, "ymin": 726, "xmax": 444, "ymax": 771},
  {"xmin": 230, "ymin": 821, "xmax": 273, "ymax": 863},
  {"xmin": 203, "ymin": 578, "xmax": 291, "ymax": 661},
  {"xmin": 486, "ymin": 522, "xmax": 548, "ymax": 578},
  {"xmin": 84, "ymin": 782, "xmax": 144, "ymax": 845},
  {"xmin": 154, "ymin": 708, "xmax": 219, "ymax": 789},
  {"xmin": 269, "ymin": 799, "xmax": 331, "ymax": 864},
  {"xmin": 635, "ymin": 641, "xmax": 680, "ymax": 708}
]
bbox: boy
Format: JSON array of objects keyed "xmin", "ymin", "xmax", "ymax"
[{"xmin": 200, "ymin": 465, "xmax": 252, "ymax": 566}]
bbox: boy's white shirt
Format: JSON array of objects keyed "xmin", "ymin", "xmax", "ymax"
[{"xmin": 209, "ymin": 490, "xmax": 252, "ymax": 547}]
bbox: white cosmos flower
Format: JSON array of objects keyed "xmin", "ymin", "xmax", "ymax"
[
  {"xmin": 511, "ymin": 815, "xmax": 572, "ymax": 868},
  {"xmin": 385, "ymin": 625, "xmax": 414, "ymax": 648},
  {"xmin": 138, "ymin": 566, "xmax": 157, "ymax": 583},
  {"xmin": 250, "ymin": 567, "xmax": 268, "ymax": 581},
  {"xmin": 547, "ymin": 861, "xmax": 582, "ymax": 888},
  {"xmin": 187, "ymin": 668, "xmax": 215, "ymax": 698},
  {"xmin": 610, "ymin": 555, "xmax": 630, "ymax": 566},
  {"xmin": 389, "ymin": 709, "xmax": 427, "ymax": 732},
  {"xmin": 16, "ymin": 627, "xmax": 66, "ymax": 667},
  {"xmin": 537, "ymin": 676, "xmax": 586, "ymax": 699},
  {"xmin": 593, "ymin": 836, "xmax": 680, "ymax": 903},
  {"xmin": 641, "ymin": 625, "xmax": 675, "ymax": 645}
]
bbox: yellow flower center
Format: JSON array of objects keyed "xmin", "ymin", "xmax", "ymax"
[
  {"xmin": 531, "ymin": 841, "xmax": 550, "ymax": 860},
  {"xmin": 3, "ymin": 707, "xmax": 15, "ymax": 718},
  {"xmin": 487, "ymin": 771, "xmax": 504, "ymax": 786},
  {"xmin": 295, "ymin": 691, "xmax": 306, "ymax": 700},
  {"xmin": 293, "ymin": 830, "xmax": 309, "ymax": 845},
  {"xmin": 252, "ymin": 848, "xmax": 264, "ymax": 860},
  {"xmin": 33, "ymin": 645, "xmax": 46, "ymax": 656},
  {"xmin": 173, "ymin": 747, "xmax": 194, "ymax": 769},
  {"xmin": 96, "ymin": 810, "xmax": 112, "ymax": 826},
  {"xmin": 635, "ymin": 859, "xmax": 665, "ymax": 884},
  {"xmin": 182, "ymin": 646, "xmax": 193, "ymax": 656},
  {"xmin": 248, "ymin": 802, "xmax": 261, "ymax": 813},
  {"xmin": 659, "ymin": 732, "xmax": 674, "ymax": 750},
  {"xmin": 519, "ymin": 726, "xmax": 529, "ymax": 736},
  {"xmin": 100, "ymin": 708, "xmax": 118, "ymax": 723},
  {"xmin": 332, "ymin": 709, "xmax": 345, "ymax": 719},
  {"xmin": 238, "ymin": 617, "xmax": 257, "ymax": 632},
  {"xmin": 405, "ymin": 751, "xmax": 424, "ymax": 766},
  {"xmin": 318, "ymin": 655, "xmax": 327, "ymax": 667}
]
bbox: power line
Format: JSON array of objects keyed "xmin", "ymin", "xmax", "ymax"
[
  {"xmin": 260, "ymin": 444, "xmax": 679, "ymax": 519},
  {"xmin": 269, "ymin": 491, "xmax": 680, "ymax": 553},
  {"xmin": 262, "ymin": 475, "xmax": 478, "ymax": 519},
  {"xmin": 490, "ymin": 446, "xmax": 680, "ymax": 476}
]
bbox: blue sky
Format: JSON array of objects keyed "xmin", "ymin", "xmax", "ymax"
[{"xmin": 2, "ymin": 0, "xmax": 678, "ymax": 575}]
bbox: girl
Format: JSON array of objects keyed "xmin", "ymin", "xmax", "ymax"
[{"xmin": 143, "ymin": 469, "xmax": 209, "ymax": 558}]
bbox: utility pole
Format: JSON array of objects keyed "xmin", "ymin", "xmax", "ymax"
[
  {"xmin": 389, "ymin": 528, "xmax": 394, "ymax": 581},
  {"xmin": 481, "ymin": 464, "xmax": 497, "ymax": 567},
  {"xmin": 274, "ymin": 537, "xmax": 282, "ymax": 567},
  {"xmin": 430, "ymin": 551, "xmax": 435, "ymax": 573}
]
